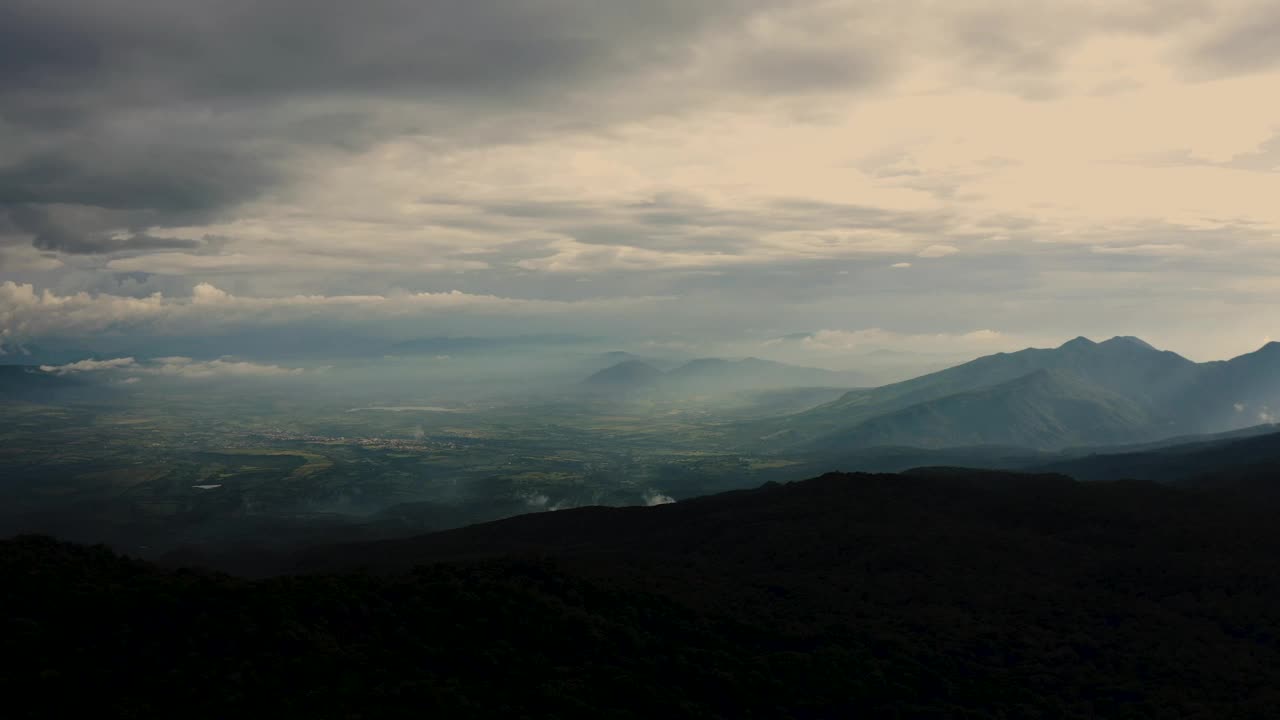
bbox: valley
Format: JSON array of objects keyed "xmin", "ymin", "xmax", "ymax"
[{"xmin": 4, "ymin": 335, "xmax": 1280, "ymax": 562}]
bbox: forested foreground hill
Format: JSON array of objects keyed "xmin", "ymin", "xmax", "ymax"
[{"xmin": 7, "ymin": 470, "xmax": 1280, "ymax": 718}]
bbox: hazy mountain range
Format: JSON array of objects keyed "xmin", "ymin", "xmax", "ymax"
[{"xmin": 752, "ymin": 336, "xmax": 1280, "ymax": 452}]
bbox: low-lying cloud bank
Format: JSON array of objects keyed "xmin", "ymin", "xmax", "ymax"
[
  {"xmin": 37, "ymin": 357, "xmax": 139, "ymax": 375},
  {"xmin": 765, "ymin": 328, "xmax": 1034, "ymax": 356},
  {"xmin": 39, "ymin": 355, "xmax": 308, "ymax": 380},
  {"xmin": 1, "ymin": 281, "xmax": 672, "ymax": 342}
]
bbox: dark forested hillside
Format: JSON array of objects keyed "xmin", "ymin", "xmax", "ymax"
[
  {"xmin": 7, "ymin": 469, "xmax": 1280, "ymax": 718},
  {"xmin": 1035, "ymin": 426, "xmax": 1280, "ymax": 487}
]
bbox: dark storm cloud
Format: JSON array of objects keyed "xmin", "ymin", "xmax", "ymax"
[
  {"xmin": 48, "ymin": 232, "xmax": 205, "ymax": 255},
  {"xmin": 4, "ymin": 205, "xmax": 204, "ymax": 254},
  {"xmin": 0, "ymin": 1, "xmax": 770, "ymax": 103},
  {"xmin": 0, "ymin": 145, "xmax": 278, "ymax": 218},
  {"xmin": 1, "ymin": 0, "xmax": 1223, "ymax": 259},
  {"xmin": 0, "ymin": 0, "xmax": 781, "ymax": 253}
]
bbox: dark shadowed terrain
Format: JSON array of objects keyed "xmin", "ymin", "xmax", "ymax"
[{"xmin": 7, "ymin": 467, "xmax": 1280, "ymax": 718}]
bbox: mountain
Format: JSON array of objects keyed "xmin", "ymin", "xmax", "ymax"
[
  {"xmin": 763, "ymin": 423, "xmax": 1280, "ymax": 481},
  {"xmin": 1032, "ymin": 426, "xmax": 1280, "ymax": 488},
  {"xmin": 810, "ymin": 368, "xmax": 1154, "ymax": 451},
  {"xmin": 593, "ymin": 350, "xmax": 649, "ymax": 368},
  {"xmin": 580, "ymin": 350, "xmax": 685, "ymax": 374},
  {"xmin": 12, "ymin": 468, "xmax": 1280, "ymax": 717},
  {"xmin": 1177, "ymin": 341, "xmax": 1280, "ymax": 432},
  {"xmin": 662, "ymin": 356, "xmax": 864, "ymax": 394},
  {"xmin": 580, "ymin": 359, "xmax": 664, "ymax": 393},
  {"xmin": 752, "ymin": 336, "xmax": 1276, "ymax": 451}
]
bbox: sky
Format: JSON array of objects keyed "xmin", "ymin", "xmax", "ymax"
[{"xmin": 1, "ymin": 0, "xmax": 1278, "ymax": 364}]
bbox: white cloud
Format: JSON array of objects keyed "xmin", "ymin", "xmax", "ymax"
[
  {"xmin": 516, "ymin": 238, "xmax": 756, "ymax": 273},
  {"xmin": 39, "ymin": 357, "xmax": 138, "ymax": 375},
  {"xmin": 1, "ymin": 282, "xmax": 169, "ymax": 342},
  {"xmin": 521, "ymin": 493, "xmax": 551, "ymax": 509},
  {"xmin": 40, "ymin": 355, "xmax": 308, "ymax": 380},
  {"xmin": 797, "ymin": 328, "xmax": 1024, "ymax": 355},
  {"xmin": 106, "ymin": 252, "xmax": 489, "ymax": 275},
  {"xmin": 643, "ymin": 490, "xmax": 676, "ymax": 506},
  {"xmin": 0, "ymin": 281, "xmax": 673, "ymax": 340},
  {"xmin": 916, "ymin": 244, "xmax": 960, "ymax": 258},
  {"xmin": 891, "ymin": 262, "xmax": 912, "ymax": 268},
  {"xmin": 1090, "ymin": 243, "xmax": 1196, "ymax": 256},
  {"xmin": 145, "ymin": 357, "xmax": 307, "ymax": 379}
]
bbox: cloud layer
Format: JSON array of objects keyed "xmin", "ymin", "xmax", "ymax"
[
  {"xmin": 39, "ymin": 355, "xmax": 307, "ymax": 380},
  {"xmin": 3, "ymin": 1, "xmax": 1279, "ymax": 361},
  {"xmin": 1, "ymin": 281, "xmax": 671, "ymax": 340}
]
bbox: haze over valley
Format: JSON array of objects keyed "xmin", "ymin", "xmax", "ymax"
[{"xmin": 4, "ymin": 332, "xmax": 1280, "ymax": 563}]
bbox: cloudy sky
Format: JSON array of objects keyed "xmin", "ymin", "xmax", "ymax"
[{"xmin": 2, "ymin": 0, "xmax": 1278, "ymax": 363}]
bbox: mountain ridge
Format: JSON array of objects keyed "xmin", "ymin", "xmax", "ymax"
[
  {"xmin": 752, "ymin": 336, "xmax": 1280, "ymax": 451},
  {"xmin": 811, "ymin": 367, "xmax": 1155, "ymax": 451}
]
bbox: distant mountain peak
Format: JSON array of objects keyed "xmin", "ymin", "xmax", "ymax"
[
  {"xmin": 1059, "ymin": 336, "xmax": 1097, "ymax": 350},
  {"xmin": 672, "ymin": 358, "xmax": 732, "ymax": 372},
  {"xmin": 583, "ymin": 360, "xmax": 662, "ymax": 387},
  {"xmin": 1101, "ymin": 336, "xmax": 1157, "ymax": 351}
]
